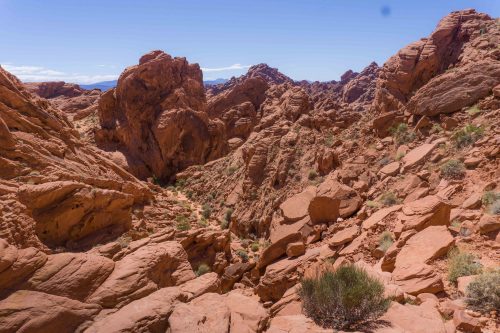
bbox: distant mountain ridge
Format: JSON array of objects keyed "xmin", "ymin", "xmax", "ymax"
[
  {"xmin": 80, "ymin": 80, "xmax": 117, "ymax": 91},
  {"xmin": 78, "ymin": 78, "xmax": 229, "ymax": 91}
]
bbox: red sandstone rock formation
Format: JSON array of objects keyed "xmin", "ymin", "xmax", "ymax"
[
  {"xmin": 373, "ymin": 9, "xmax": 500, "ymax": 115},
  {"xmin": 0, "ymin": 65, "xmax": 150, "ymax": 250},
  {"xmin": 96, "ymin": 50, "xmax": 227, "ymax": 180}
]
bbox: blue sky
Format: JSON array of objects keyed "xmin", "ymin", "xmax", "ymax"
[{"xmin": 0, "ymin": 0, "xmax": 498, "ymax": 83}]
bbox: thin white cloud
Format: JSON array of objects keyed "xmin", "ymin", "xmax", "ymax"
[
  {"xmin": 201, "ymin": 63, "xmax": 251, "ymax": 72},
  {"xmin": 1, "ymin": 64, "xmax": 119, "ymax": 84}
]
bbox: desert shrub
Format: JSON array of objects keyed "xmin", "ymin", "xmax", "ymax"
[
  {"xmin": 378, "ymin": 156, "xmax": 391, "ymax": 167},
  {"xmin": 201, "ymin": 203, "xmax": 212, "ymax": 219},
  {"xmin": 175, "ymin": 178, "xmax": 186, "ymax": 188},
  {"xmin": 236, "ymin": 249, "xmax": 249, "ymax": 262},
  {"xmin": 440, "ymin": 159, "xmax": 465, "ymax": 180},
  {"xmin": 482, "ymin": 191, "xmax": 500, "ymax": 206},
  {"xmin": 488, "ymin": 200, "xmax": 500, "ymax": 215},
  {"xmin": 152, "ymin": 175, "xmax": 166, "ymax": 187},
  {"xmin": 447, "ymin": 248, "xmax": 482, "ymax": 284},
  {"xmin": 251, "ymin": 242, "xmax": 260, "ymax": 252},
  {"xmin": 224, "ymin": 208, "xmax": 233, "ymax": 222},
  {"xmin": 378, "ymin": 231, "xmax": 393, "ymax": 253},
  {"xmin": 430, "ymin": 124, "xmax": 443, "ymax": 134},
  {"xmin": 198, "ymin": 218, "xmax": 208, "ymax": 227},
  {"xmin": 220, "ymin": 219, "xmax": 229, "ymax": 230},
  {"xmin": 482, "ymin": 191, "xmax": 500, "ymax": 215},
  {"xmin": 390, "ymin": 123, "xmax": 415, "ymax": 145},
  {"xmin": 308, "ymin": 170, "xmax": 318, "ymax": 180},
  {"xmin": 465, "ymin": 270, "xmax": 500, "ymax": 313},
  {"xmin": 176, "ymin": 215, "xmax": 191, "ymax": 231},
  {"xmin": 240, "ymin": 239, "xmax": 251, "ymax": 248},
  {"xmin": 366, "ymin": 200, "xmax": 380, "ymax": 209},
  {"xmin": 196, "ymin": 263, "xmax": 210, "ymax": 277},
  {"xmin": 226, "ymin": 165, "xmax": 238, "ymax": 175},
  {"xmin": 466, "ymin": 105, "xmax": 481, "ymax": 116},
  {"xmin": 300, "ymin": 265, "xmax": 390, "ymax": 330},
  {"xmin": 379, "ymin": 192, "xmax": 398, "ymax": 206},
  {"xmin": 325, "ymin": 133, "xmax": 335, "ymax": 147},
  {"xmin": 452, "ymin": 124, "xmax": 484, "ymax": 148},
  {"xmin": 395, "ymin": 151, "xmax": 405, "ymax": 161}
]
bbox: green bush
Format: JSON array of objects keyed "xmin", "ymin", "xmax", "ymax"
[
  {"xmin": 236, "ymin": 249, "xmax": 249, "ymax": 262},
  {"xmin": 201, "ymin": 204, "xmax": 212, "ymax": 219},
  {"xmin": 251, "ymin": 242, "xmax": 260, "ymax": 252},
  {"xmin": 308, "ymin": 170, "xmax": 318, "ymax": 180},
  {"xmin": 430, "ymin": 124, "xmax": 443, "ymax": 134},
  {"xmin": 226, "ymin": 165, "xmax": 238, "ymax": 175},
  {"xmin": 440, "ymin": 159, "xmax": 465, "ymax": 180},
  {"xmin": 220, "ymin": 219, "xmax": 229, "ymax": 230},
  {"xmin": 466, "ymin": 105, "xmax": 481, "ymax": 116},
  {"xmin": 390, "ymin": 123, "xmax": 416, "ymax": 145},
  {"xmin": 452, "ymin": 124, "xmax": 484, "ymax": 148},
  {"xmin": 379, "ymin": 192, "xmax": 398, "ymax": 206},
  {"xmin": 175, "ymin": 178, "xmax": 187, "ymax": 188},
  {"xmin": 378, "ymin": 231, "xmax": 394, "ymax": 253},
  {"xmin": 175, "ymin": 215, "xmax": 191, "ymax": 231},
  {"xmin": 224, "ymin": 208, "xmax": 234, "ymax": 222},
  {"xmin": 198, "ymin": 218, "xmax": 208, "ymax": 227},
  {"xmin": 465, "ymin": 270, "xmax": 500, "ymax": 313},
  {"xmin": 395, "ymin": 151, "xmax": 405, "ymax": 161},
  {"xmin": 489, "ymin": 200, "xmax": 500, "ymax": 215},
  {"xmin": 482, "ymin": 191, "xmax": 500, "ymax": 215},
  {"xmin": 366, "ymin": 200, "xmax": 380, "ymax": 209},
  {"xmin": 447, "ymin": 248, "xmax": 482, "ymax": 284},
  {"xmin": 300, "ymin": 265, "xmax": 390, "ymax": 330},
  {"xmin": 196, "ymin": 263, "xmax": 210, "ymax": 277}
]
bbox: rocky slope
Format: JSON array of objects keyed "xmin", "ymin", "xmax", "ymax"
[{"xmin": 0, "ymin": 9, "xmax": 498, "ymax": 333}]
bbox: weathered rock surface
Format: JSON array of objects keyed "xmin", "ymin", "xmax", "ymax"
[
  {"xmin": 373, "ymin": 9, "xmax": 498, "ymax": 114},
  {"xmin": 84, "ymin": 287, "xmax": 188, "ymax": 333},
  {"xmin": 0, "ymin": 290, "xmax": 101, "ymax": 333},
  {"xmin": 168, "ymin": 291, "xmax": 269, "ymax": 333},
  {"xmin": 0, "ymin": 65, "xmax": 150, "ymax": 249},
  {"xmin": 87, "ymin": 241, "xmax": 195, "ymax": 308},
  {"xmin": 23, "ymin": 252, "xmax": 114, "ymax": 301},
  {"xmin": 97, "ymin": 50, "xmax": 227, "ymax": 180}
]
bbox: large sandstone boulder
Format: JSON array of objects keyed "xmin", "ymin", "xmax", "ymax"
[
  {"xmin": 18, "ymin": 181, "xmax": 134, "ymax": 247},
  {"xmin": 378, "ymin": 301, "xmax": 447, "ymax": 333},
  {"xmin": 0, "ymin": 240, "xmax": 47, "ymax": 292},
  {"xmin": 316, "ymin": 176, "xmax": 362, "ymax": 218},
  {"xmin": 394, "ymin": 226, "xmax": 454, "ymax": 267},
  {"xmin": 97, "ymin": 50, "xmax": 227, "ymax": 180},
  {"xmin": 256, "ymin": 247, "xmax": 321, "ymax": 302},
  {"xmin": 0, "ymin": 290, "xmax": 101, "ymax": 333},
  {"xmin": 168, "ymin": 291, "xmax": 269, "ymax": 333},
  {"xmin": 399, "ymin": 195, "xmax": 451, "ymax": 231},
  {"xmin": 405, "ymin": 61, "xmax": 500, "ymax": 116},
  {"xmin": 87, "ymin": 241, "xmax": 195, "ymax": 308},
  {"xmin": 84, "ymin": 287, "xmax": 189, "ymax": 333},
  {"xmin": 391, "ymin": 226, "xmax": 454, "ymax": 294},
  {"xmin": 373, "ymin": 9, "xmax": 497, "ymax": 114},
  {"xmin": 23, "ymin": 252, "xmax": 114, "ymax": 301}
]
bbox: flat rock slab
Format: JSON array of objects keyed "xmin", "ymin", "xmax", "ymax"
[
  {"xmin": 401, "ymin": 143, "xmax": 437, "ymax": 171},
  {"xmin": 395, "ymin": 225, "xmax": 454, "ymax": 267},
  {"xmin": 328, "ymin": 225, "xmax": 360, "ymax": 247},
  {"xmin": 279, "ymin": 186, "xmax": 316, "ymax": 222}
]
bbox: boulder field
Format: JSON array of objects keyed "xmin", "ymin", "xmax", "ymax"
[{"xmin": 0, "ymin": 9, "xmax": 499, "ymax": 333}]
